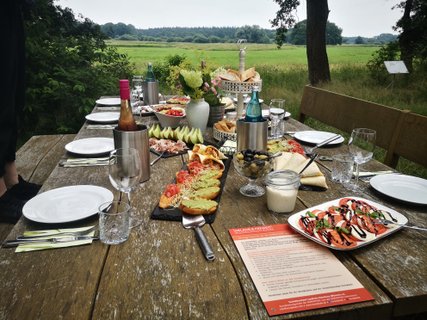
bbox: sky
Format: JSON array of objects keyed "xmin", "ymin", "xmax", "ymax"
[{"xmin": 56, "ymin": 0, "xmax": 403, "ymax": 37}]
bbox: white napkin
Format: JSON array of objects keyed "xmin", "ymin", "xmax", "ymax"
[{"xmin": 274, "ymin": 152, "xmax": 328, "ymax": 189}]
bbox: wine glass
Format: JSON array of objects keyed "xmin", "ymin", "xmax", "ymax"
[
  {"xmin": 269, "ymin": 99, "xmax": 285, "ymax": 139},
  {"xmin": 108, "ymin": 148, "xmax": 142, "ymax": 228},
  {"xmin": 131, "ymin": 75, "xmax": 144, "ymax": 106},
  {"xmin": 348, "ymin": 128, "xmax": 376, "ymax": 189}
]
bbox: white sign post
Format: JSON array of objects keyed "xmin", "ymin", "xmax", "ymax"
[{"xmin": 384, "ymin": 61, "xmax": 409, "ymax": 89}]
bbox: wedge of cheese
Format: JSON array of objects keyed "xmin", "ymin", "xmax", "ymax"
[{"xmin": 274, "ymin": 152, "xmax": 328, "ymax": 189}]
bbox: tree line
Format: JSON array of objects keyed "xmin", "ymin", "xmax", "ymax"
[{"xmin": 100, "ymin": 22, "xmax": 396, "ymax": 46}]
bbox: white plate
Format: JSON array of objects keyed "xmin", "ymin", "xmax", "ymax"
[
  {"xmin": 261, "ymin": 110, "xmax": 291, "ymax": 118},
  {"xmin": 23, "ymin": 185, "xmax": 113, "ymax": 223},
  {"xmin": 370, "ymin": 174, "xmax": 427, "ymax": 205},
  {"xmin": 233, "ymin": 97, "xmax": 264, "ymax": 104},
  {"xmin": 85, "ymin": 112, "xmax": 120, "ymax": 123},
  {"xmin": 96, "ymin": 98, "xmax": 120, "ymax": 106},
  {"xmin": 65, "ymin": 138, "xmax": 114, "ymax": 156},
  {"xmin": 288, "ymin": 197, "xmax": 408, "ymax": 251},
  {"xmin": 294, "ymin": 130, "xmax": 344, "ymax": 145}
]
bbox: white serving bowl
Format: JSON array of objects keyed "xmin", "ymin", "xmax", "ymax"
[{"xmin": 154, "ymin": 107, "xmax": 185, "ymax": 128}]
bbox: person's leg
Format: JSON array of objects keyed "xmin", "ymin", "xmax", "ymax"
[
  {"xmin": 0, "ymin": 178, "xmax": 7, "ymax": 197},
  {"xmin": 0, "ymin": 1, "xmax": 30, "ymax": 223},
  {"xmin": 3, "ymin": 162, "xmax": 19, "ymax": 188}
]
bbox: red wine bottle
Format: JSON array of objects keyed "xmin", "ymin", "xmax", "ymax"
[{"xmin": 118, "ymin": 79, "xmax": 138, "ymax": 131}]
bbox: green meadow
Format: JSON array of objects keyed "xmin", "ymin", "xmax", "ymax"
[
  {"xmin": 109, "ymin": 40, "xmax": 427, "ymax": 178},
  {"xmin": 109, "ymin": 40, "xmax": 379, "ymax": 70}
]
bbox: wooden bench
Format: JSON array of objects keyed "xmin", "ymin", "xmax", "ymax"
[
  {"xmin": 297, "ymin": 85, "xmax": 427, "ymax": 168},
  {"xmin": 0, "ymin": 134, "xmax": 76, "ymax": 240}
]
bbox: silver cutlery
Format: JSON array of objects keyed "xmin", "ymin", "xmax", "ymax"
[
  {"xmin": 299, "ymin": 153, "xmax": 318, "ymax": 175},
  {"xmin": 356, "ymin": 170, "xmax": 394, "ymax": 177},
  {"xmin": 2, "ymin": 236, "xmax": 99, "ymax": 248},
  {"xmin": 282, "ymin": 131, "xmax": 296, "ymax": 136},
  {"xmin": 59, "ymin": 157, "xmax": 109, "ymax": 167},
  {"xmin": 305, "ymin": 134, "xmax": 342, "ymax": 156},
  {"xmin": 182, "ymin": 214, "xmax": 215, "ymax": 261},
  {"xmin": 16, "ymin": 225, "xmax": 97, "ymax": 240},
  {"xmin": 150, "ymin": 151, "xmax": 165, "ymax": 166},
  {"xmin": 374, "ymin": 219, "xmax": 427, "ymax": 232},
  {"xmin": 87, "ymin": 124, "xmax": 116, "ymax": 130}
]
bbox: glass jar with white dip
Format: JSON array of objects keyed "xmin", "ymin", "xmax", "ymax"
[{"xmin": 265, "ymin": 170, "xmax": 300, "ymax": 213}]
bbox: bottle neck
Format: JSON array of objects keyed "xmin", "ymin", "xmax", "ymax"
[
  {"xmin": 146, "ymin": 64, "xmax": 155, "ymax": 82},
  {"xmin": 119, "ymin": 80, "xmax": 130, "ymax": 100},
  {"xmin": 250, "ymin": 90, "xmax": 259, "ymax": 102},
  {"xmin": 245, "ymin": 89, "xmax": 262, "ymax": 122}
]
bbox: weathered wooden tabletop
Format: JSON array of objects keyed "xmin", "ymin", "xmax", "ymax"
[{"xmin": 0, "ymin": 107, "xmax": 425, "ymax": 320}]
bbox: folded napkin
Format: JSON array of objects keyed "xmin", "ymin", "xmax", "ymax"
[
  {"xmin": 274, "ymin": 152, "xmax": 328, "ymax": 189},
  {"xmin": 87, "ymin": 124, "xmax": 116, "ymax": 130},
  {"xmin": 15, "ymin": 226, "xmax": 96, "ymax": 253},
  {"xmin": 59, "ymin": 157, "xmax": 109, "ymax": 167}
]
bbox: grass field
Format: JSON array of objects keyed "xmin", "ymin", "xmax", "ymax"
[
  {"xmin": 108, "ymin": 40, "xmax": 380, "ymax": 70},
  {"xmin": 109, "ymin": 41, "xmax": 427, "ymax": 178}
]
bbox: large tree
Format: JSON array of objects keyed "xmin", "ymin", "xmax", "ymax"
[
  {"xmin": 271, "ymin": 0, "xmax": 331, "ymax": 85},
  {"xmin": 394, "ymin": 0, "xmax": 427, "ymax": 71},
  {"xmin": 287, "ymin": 20, "xmax": 342, "ymax": 45},
  {"xmin": 22, "ymin": 0, "xmax": 133, "ymax": 139}
]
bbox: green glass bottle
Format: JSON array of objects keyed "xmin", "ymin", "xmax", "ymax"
[
  {"xmin": 244, "ymin": 85, "xmax": 263, "ymax": 122},
  {"xmin": 146, "ymin": 62, "xmax": 156, "ymax": 82}
]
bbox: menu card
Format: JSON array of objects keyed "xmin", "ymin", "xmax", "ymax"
[{"xmin": 229, "ymin": 224, "xmax": 373, "ymax": 316}]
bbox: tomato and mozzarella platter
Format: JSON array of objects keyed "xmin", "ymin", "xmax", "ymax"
[{"xmin": 288, "ymin": 197, "xmax": 408, "ymax": 250}]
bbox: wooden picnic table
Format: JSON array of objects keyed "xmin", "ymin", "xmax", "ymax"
[{"xmin": 0, "ymin": 105, "xmax": 426, "ymax": 320}]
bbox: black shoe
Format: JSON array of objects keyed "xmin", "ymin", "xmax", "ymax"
[
  {"xmin": 0, "ymin": 191, "xmax": 25, "ymax": 223},
  {"xmin": 8, "ymin": 175, "xmax": 41, "ymax": 201}
]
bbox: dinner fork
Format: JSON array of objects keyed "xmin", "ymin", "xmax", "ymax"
[{"xmin": 374, "ymin": 219, "xmax": 427, "ymax": 232}]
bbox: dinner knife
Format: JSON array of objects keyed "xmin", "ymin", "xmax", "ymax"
[
  {"xmin": 355, "ymin": 170, "xmax": 394, "ymax": 177},
  {"xmin": 2, "ymin": 236, "xmax": 98, "ymax": 248}
]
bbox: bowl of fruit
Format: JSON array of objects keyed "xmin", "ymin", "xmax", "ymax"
[
  {"xmin": 233, "ymin": 149, "xmax": 272, "ymax": 197},
  {"xmin": 154, "ymin": 105, "xmax": 186, "ymax": 128}
]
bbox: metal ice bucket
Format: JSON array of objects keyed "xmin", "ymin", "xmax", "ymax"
[
  {"xmin": 142, "ymin": 81, "xmax": 159, "ymax": 105},
  {"xmin": 236, "ymin": 119, "xmax": 268, "ymax": 152},
  {"xmin": 113, "ymin": 125, "xmax": 150, "ymax": 182}
]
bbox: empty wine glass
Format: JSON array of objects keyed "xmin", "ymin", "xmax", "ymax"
[
  {"xmin": 269, "ymin": 99, "xmax": 285, "ymax": 139},
  {"xmin": 131, "ymin": 75, "xmax": 144, "ymax": 106},
  {"xmin": 108, "ymin": 148, "xmax": 142, "ymax": 228},
  {"xmin": 348, "ymin": 128, "xmax": 376, "ymax": 189}
]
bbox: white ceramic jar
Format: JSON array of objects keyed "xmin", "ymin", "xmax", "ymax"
[{"xmin": 265, "ymin": 170, "xmax": 300, "ymax": 213}]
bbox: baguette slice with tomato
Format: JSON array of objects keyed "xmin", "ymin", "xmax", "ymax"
[{"xmin": 159, "ymin": 184, "xmax": 180, "ymax": 209}]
